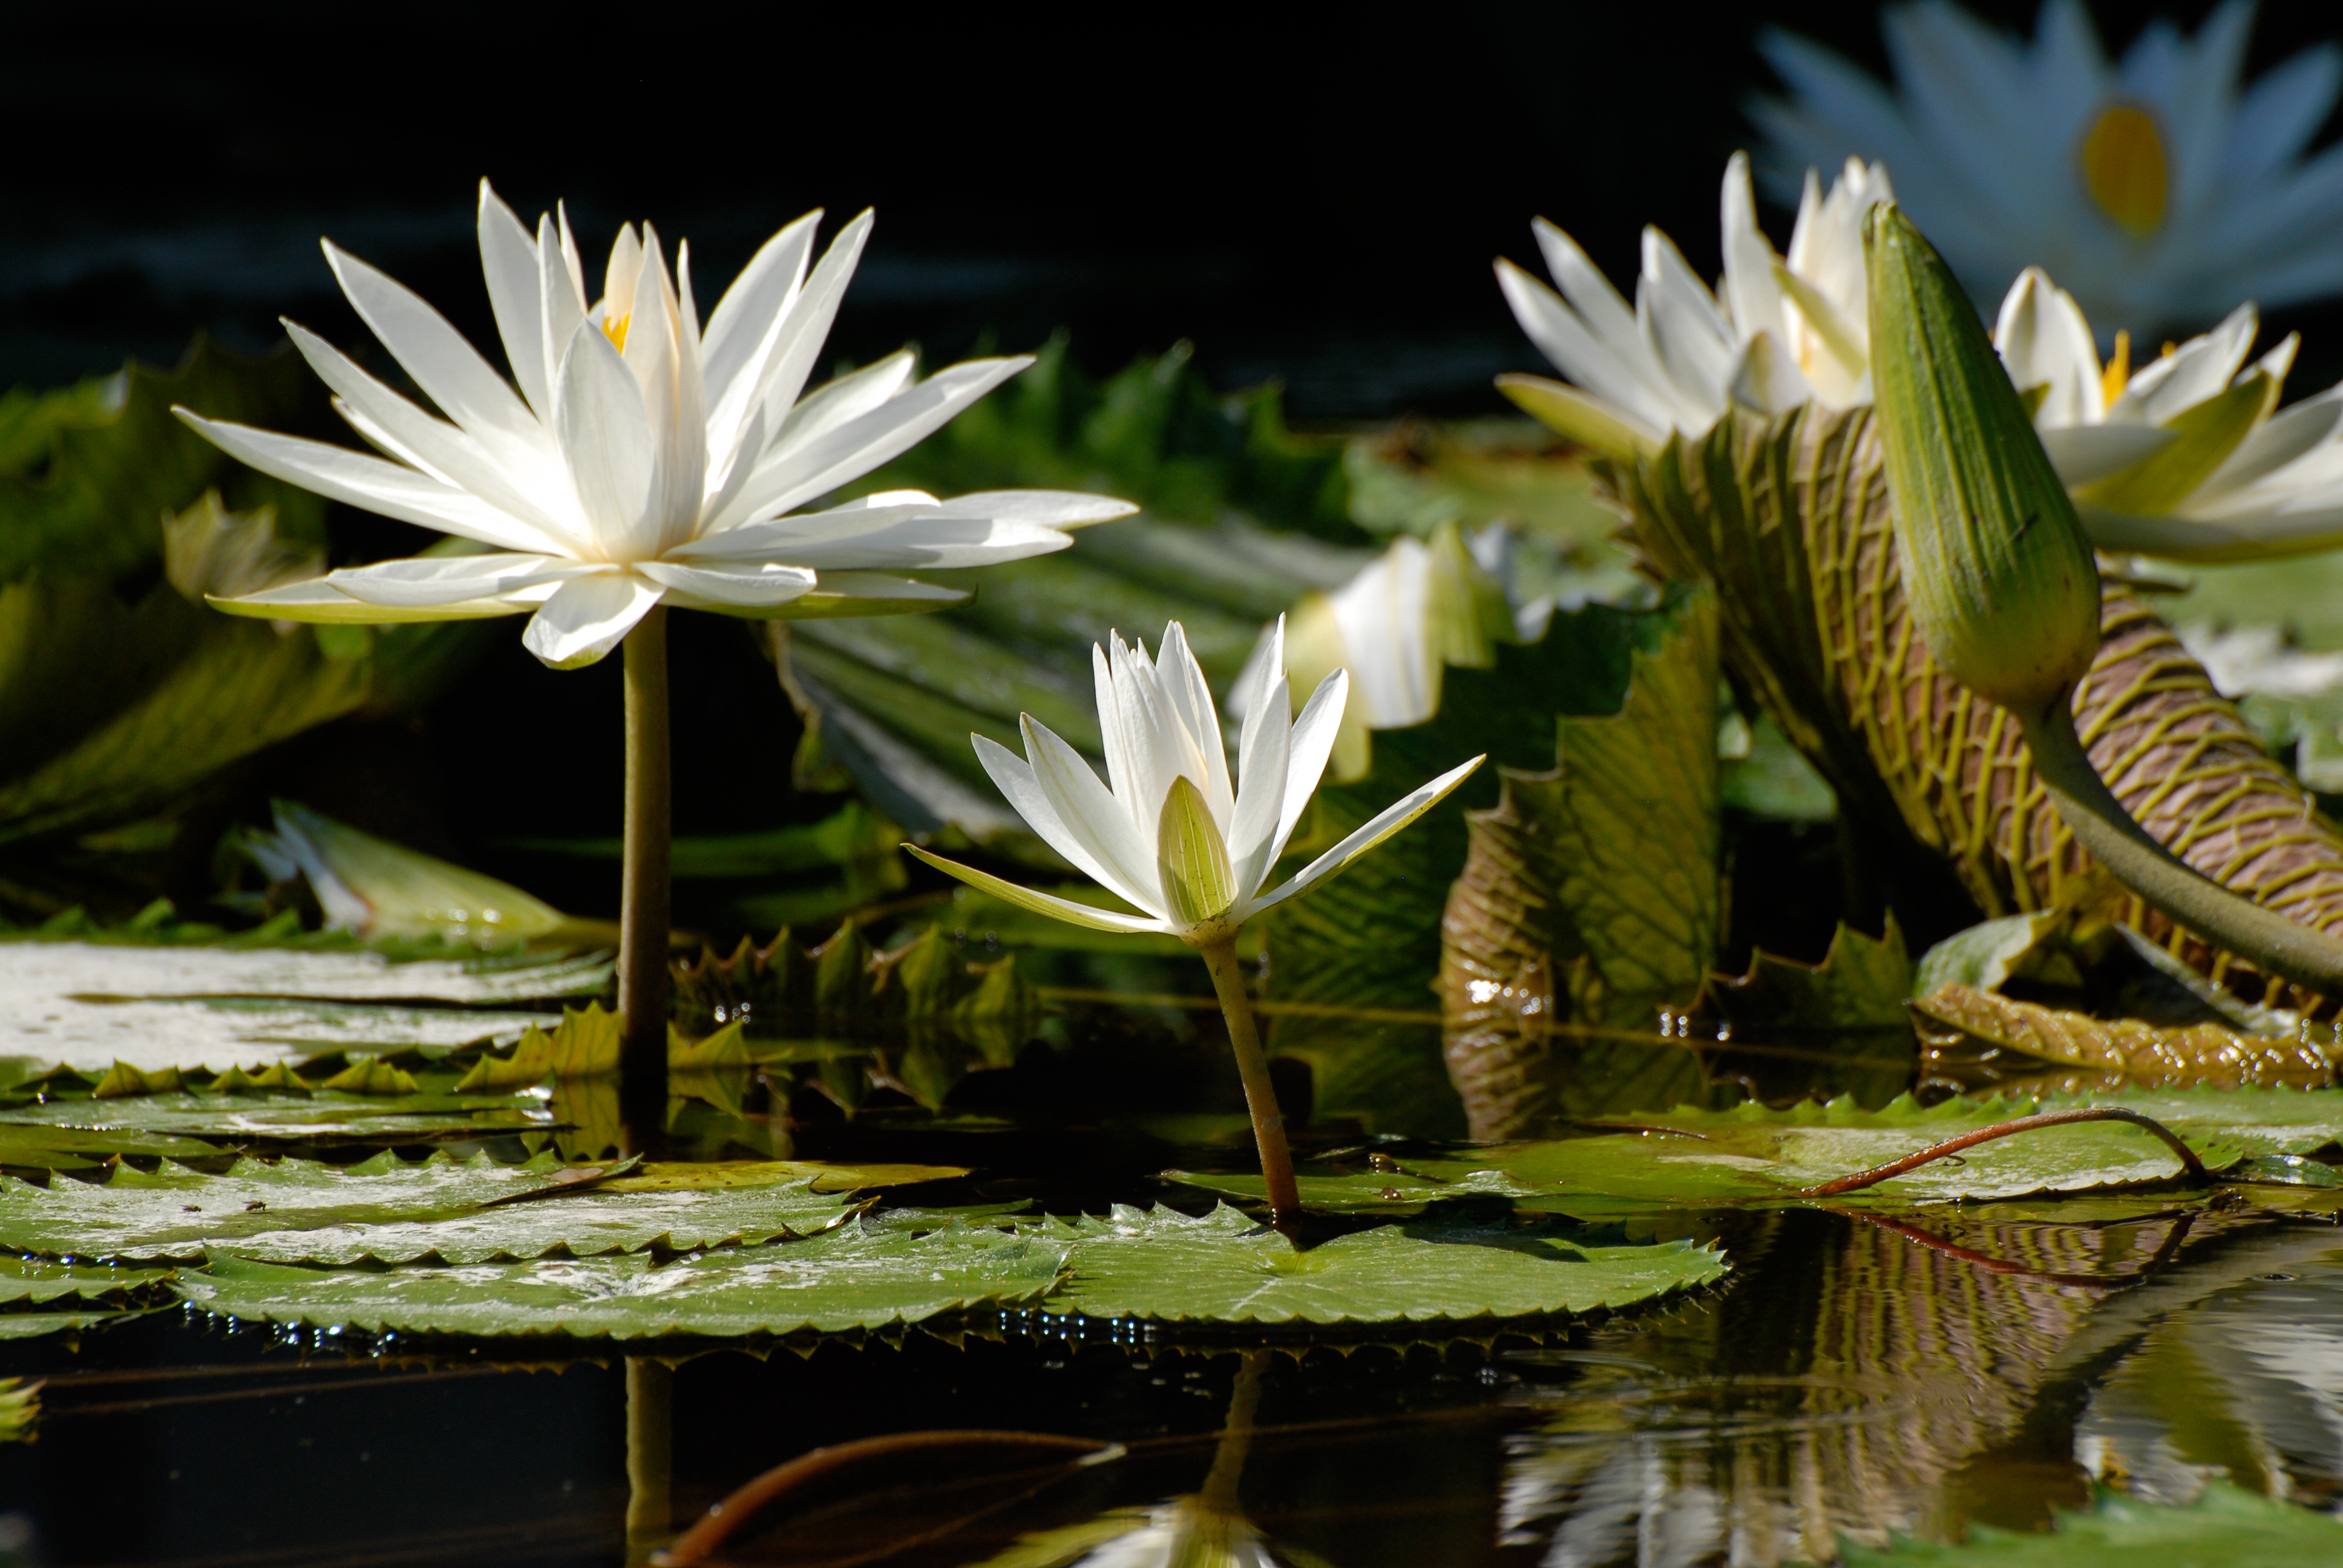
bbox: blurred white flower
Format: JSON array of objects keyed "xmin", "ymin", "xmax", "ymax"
[
  {"xmin": 1995, "ymin": 266, "xmax": 2343, "ymax": 558},
  {"xmin": 1753, "ymin": 0, "xmax": 2343, "ymax": 339},
  {"xmin": 908, "ymin": 618, "xmax": 1479, "ymax": 944},
  {"xmin": 179, "ymin": 181, "xmax": 1133, "ymax": 668},
  {"xmin": 1239, "ymin": 523, "xmax": 1537, "ymax": 782},
  {"xmin": 1495, "ymin": 152, "xmax": 1890, "ymax": 457}
]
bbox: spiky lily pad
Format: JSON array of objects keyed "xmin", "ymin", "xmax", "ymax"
[
  {"xmin": 0, "ymin": 1151, "xmax": 860, "ymax": 1264},
  {"xmin": 1028, "ymin": 1204, "xmax": 1725, "ymax": 1324},
  {"xmin": 0, "ymin": 1255, "xmax": 171, "ymax": 1305},
  {"xmin": 175, "ymin": 1222, "xmax": 1069, "ymax": 1338},
  {"xmin": 0, "ymin": 1090, "xmax": 551, "ymax": 1149}
]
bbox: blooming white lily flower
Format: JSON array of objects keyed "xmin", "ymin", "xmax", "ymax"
[
  {"xmin": 1753, "ymin": 0, "xmax": 2343, "ymax": 339},
  {"xmin": 1496, "ymin": 152, "xmax": 1890, "ymax": 458},
  {"xmin": 176, "ymin": 181, "xmax": 1135, "ymax": 668},
  {"xmin": 1994, "ymin": 266, "xmax": 2343, "ymax": 560},
  {"xmin": 906, "ymin": 618, "xmax": 1481, "ymax": 946}
]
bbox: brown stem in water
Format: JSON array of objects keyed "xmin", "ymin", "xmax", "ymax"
[
  {"xmin": 1199, "ymin": 1350, "xmax": 1270, "ymax": 1515},
  {"xmin": 624, "ymin": 1358, "xmax": 672, "ymax": 1562},
  {"xmin": 1198, "ymin": 936, "xmax": 1301, "ymax": 1223},
  {"xmin": 1800, "ymin": 1106, "xmax": 2206, "ymax": 1197},
  {"xmin": 618, "ymin": 606, "xmax": 672, "ymax": 1158},
  {"xmin": 655, "ymin": 1431, "xmax": 1118, "ymax": 1567},
  {"xmin": 2021, "ymin": 699, "xmax": 2343, "ymax": 996}
]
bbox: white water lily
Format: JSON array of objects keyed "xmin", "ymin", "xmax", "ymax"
[
  {"xmin": 1994, "ymin": 266, "xmax": 2343, "ymax": 560},
  {"xmin": 1237, "ymin": 522, "xmax": 1539, "ymax": 783},
  {"xmin": 176, "ymin": 181, "xmax": 1134, "ymax": 668},
  {"xmin": 908, "ymin": 618, "xmax": 1481, "ymax": 945},
  {"xmin": 1496, "ymin": 152, "xmax": 1890, "ymax": 458},
  {"xmin": 1753, "ymin": 0, "xmax": 2343, "ymax": 339}
]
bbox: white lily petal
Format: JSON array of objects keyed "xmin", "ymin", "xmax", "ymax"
[
  {"xmin": 634, "ymin": 558, "xmax": 816, "ymax": 607},
  {"xmin": 208, "ymin": 577, "xmax": 539, "ymax": 625},
  {"xmin": 2040, "ymin": 423, "xmax": 2180, "ymax": 485},
  {"xmin": 519, "ymin": 572, "xmax": 664, "ymax": 669},
  {"xmin": 1228, "ymin": 671, "xmax": 1291, "ymax": 898},
  {"xmin": 925, "ymin": 491, "xmax": 1139, "ymax": 528},
  {"xmin": 1247, "ymin": 755, "xmax": 1484, "ymax": 918},
  {"xmin": 1093, "ymin": 642, "xmax": 1141, "ymax": 822},
  {"xmin": 969, "ymin": 735, "xmax": 1159, "ymax": 914},
  {"xmin": 537, "ymin": 214, "xmax": 587, "ymax": 419},
  {"xmin": 714, "ymin": 356, "xmax": 1031, "ymax": 531},
  {"xmin": 1233, "ymin": 614, "xmax": 1287, "ymax": 771},
  {"xmin": 736, "ymin": 517, "xmax": 1078, "ymax": 572},
  {"xmin": 477, "ymin": 181, "xmax": 551, "ymax": 417},
  {"xmin": 720, "ymin": 211, "xmax": 876, "ymax": 483},
  {"xmin": 326, "ymin": 553, "xmax": 585, "ymax": 607},
  {"xmin": 1018, "ymin": 717, "xmax": 1168, "ymax": 915},
  {"xmin": 321, "ymin": 241, "xmax": 551, "ymax": 469},
  {"xmin": 172, "ymin": 411, "xmax": 557, "ymax": 555},
  {"xmin": 667, "ymin": 493, "xmax": 944, "ymax": 560},
  {"xmin": 286, "ymin": 322, "xmax": 574, "ymax": 546},
  {"xmin": 903, "ymin": 846, "xmax": 1170, "ymax": 935},
  {"xmin": 1273, "ymin": 668, "xmax": 1348, "ymax": 865},
  {"xmin": 767, "ymin": 350, "xmax": 919, "ymax": 459},
  {"xmin": 1156, "ymin": 622, "xmax": 1234, "ymax": 831},
  {"xmin": 552, "ymin": 322, "xmax": 656, "ymax": 554},
  {"xmin": 701, "ymin": 209, "xmax": 821, "ymax": 414},
  {"xmin": 1994, "ymin": 267, "xmax": 2105, "ymax": 427}
]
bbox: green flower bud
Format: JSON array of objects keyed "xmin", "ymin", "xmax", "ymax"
[{"xmin": 1864, "ymin": 203, "xmax": 2101, "ymax": 715}]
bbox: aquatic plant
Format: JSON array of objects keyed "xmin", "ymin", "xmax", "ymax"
[
  {"xmin": 171, "ymin": 181, "xmax": 1132, "ymax": 1147},
  {"xmin": 906, "ymin": 618, "xmax": 1480, "ymax": 1217}
]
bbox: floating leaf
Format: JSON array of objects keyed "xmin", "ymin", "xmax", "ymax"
[
  {"xmin": 1172, "ymin": 1093, "xmax": 2244, "ymax": 1215},
  {"xmin": 0, "ymin": 1120, "xmax": 234, "ymax": 1171},
  {"xmin": 0, "ymin": 1312, "xmax": 130, "ymax": 1341},
  {"xmin": 0, "ymin": 938, "xmax": 606, "ymax": 1073},
  {"xmin": 1029, "ymin": 1204, "xmax": 1726, "ymax": 1323},
  {"xmin": 0, "ymin": 1090, "xmax": 548, "ymax": 1148},
  {"xmin": 0, "ymin": 1255, "xmax": 172, "ymax": 1305},
  {"xmin": 0, "ymin": 1151, "xmax": 854, "ymax": 1264},
  {"xmin": 2029, "ymin": 1086, "xmax": 2343, "ymax": 1157},
  {"xmin": 1913, "ymin": 983, "xmax": 2334, "ymax": 1088},
  {"xmin": 176, "ymin": 1221, "xmax": 1069, "ymax": 1338},
  {"xmin": 1841, "ymin": 1481, "xmax": 2343, "ymax": 1564},
  {"xmin": 1709, "ymin": 920, "xmax": 1913, "ymax": 1034}
]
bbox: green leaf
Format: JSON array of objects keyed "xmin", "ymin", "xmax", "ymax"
[
  {"xmin": 0, "ymin": 1090, "xmax": 550, "ymax": 1148},
  {"xmin": 2074, "ymin": 370, "xmax": 2279, "ymax": 520},
  {"xmin": 0, "ymin": 935, "xmax": 603, "ymax": 1076},
  {"xmin": 0, "ymin": 1376, "xmax": 38, "ymax": 1440},
  {"xmin": 175, "ymin": 1221, "xmax": 1069, "ymax": 1338},
  {"xmin": 2030, "ymin": 1086, "xmax": 2343, "ymax": 1155},
  {"xmin": 0, "ymin": 1151, "xmax": 858, "ymax": 1264},
  {"xmin": 225, "ymin": 800, "xmax": 612, "ymax": 951},
  {"xmin": 0, "ymin": 1312, "xmax": 135, "ymax": 1341},
  {"xmin": 0, "ymin": 1255, "xmax": 173, "ymax": 1305},
  {"xmin": 0, "ymin": 339, "xmax": 325, "ymax": 587},
  {"xmin": 1840, "ymin": 1481, "xmax": 2343, "ymax": 1564},
  {"xmin": 1029, "ymin": 1203, "xmax": 1725, "ymax": 1323},
  {"xmin": 1709, "ymin": 920, "xmax": 1913, "ymax": 1033},
  {"xmin": 1175, "ymin": 1091, "xmax": 2247, "ymax": 1215},
  {"xmin": 0, "ymin": 1120, "xmax": 229, "ymax": 1170}
]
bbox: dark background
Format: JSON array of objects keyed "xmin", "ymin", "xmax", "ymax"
[{"xmin": 11, "ymin": 1, "xmax": 2343, "ymax": 925}]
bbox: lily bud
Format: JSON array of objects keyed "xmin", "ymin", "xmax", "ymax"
[{"xmin": 1863, "ymin": 203, "xmax": 2101, "ymax": 715}]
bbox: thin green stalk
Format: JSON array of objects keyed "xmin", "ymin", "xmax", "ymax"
[
  {"xmin": 625, "ymin": 1357, "xmax": 672, "ymax": 1561},
  {"xmin": 2022, "ymin": 699, "xmax": 2343, "ymax": 995},
  {"xmin": 1197, "ymin": 937, "xmax": 1300, "ymax": 1221},
  {"xmin": 1199, "ymin": 1350, "xmax": 1268, "ymax": 1515},
  {"xmin": 618, "ymin": 607, "xmax": 672, "ymax": 1157}
]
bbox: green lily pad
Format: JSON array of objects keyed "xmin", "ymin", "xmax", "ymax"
[
  {"xmin": 1172, "ymin": 1094, "xmax": 2246, "ymax": 1215},
  {"xmin": 175, "ymin": 1221, "xmax": 1069, "ymax": 1338},
  {"xmin": 0, "ymin": 938, "xmax": 605, "ymax": 1073},
  {"xmin": 2032, "ymin": 1086, "xmax": 2343, "ymax": 1157},
  {"xmin": 0, "ymin": 1311, "xmax": 129, "ymax": 1341},
  {"xmin": 0, "ymin": 1375, "xmax": 35, "ymax": 1439},
  {"xmin": 0, "ymin": 1151, "xmax": 856, "ymax": 1264},
  {"xmin": 0, "ymin": 1120, "xmax": 230, "ymax": 1170},
  {"xmin": 1841, "ymin": 1481, "xmax": 2343, "ymax": 1564},
  {"xmin": 0, "ymin": 1255, "xmax": 172, "ymax": 1304},
  {"xmin": 0, "ymin": 1089, "xmax": 551, "ymax": 1146},
  {"xmin": 1027, "ymin": 1204, "xmax": 1726, "ymax": 1324}
]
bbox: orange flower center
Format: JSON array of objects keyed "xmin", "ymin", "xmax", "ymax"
[{"xmin": 2080, "ymin": 103, "xmax": 2168, "ymax": 240}]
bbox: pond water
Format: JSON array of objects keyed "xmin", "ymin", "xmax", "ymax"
[{"xmin": 5, "ymin": 1108, "xmax": 2340, "ymax": 1567}]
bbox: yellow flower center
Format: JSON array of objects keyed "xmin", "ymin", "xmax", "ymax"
[
  {"xmin": 2080, "ymin": 103, "xmax": 2168, "ymax": 239},
  {"xmin": 602, "ymin": 312, "xmax": 632, "ymax": 353},
  {"xmin": 2100, "ymin": 330, "xmax": 2131, "ymax": 406}
]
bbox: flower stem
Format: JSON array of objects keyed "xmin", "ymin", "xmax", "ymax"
[
  {"xmin": 2020, "ymin": 700, "xmax": 2343, "ymax": 995},
  {"xmin": 1197, "ymin": 937, "xmax": 1300, "ymax": 1221},
  {"xmin": 618, "ymin": 606, "xmax": 672, "ymax": 1158},
  {"xmin": 624, "ymin": 1357, "xmax": 672, "ymax": 1561}
]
